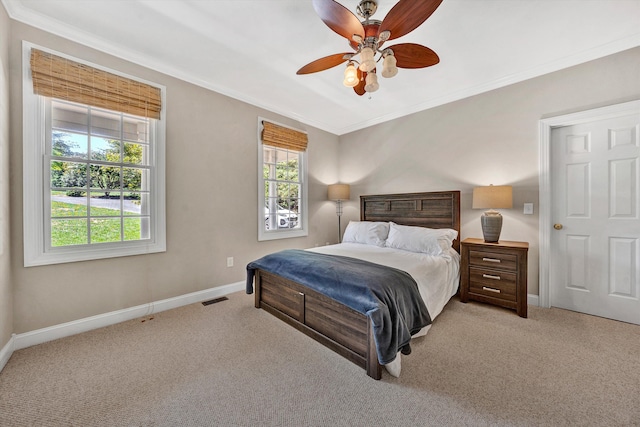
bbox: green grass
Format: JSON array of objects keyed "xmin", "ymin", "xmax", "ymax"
[
  {"xmin": 51, "ymin": 201, "xmax": 87, "ymax": 217},
  {"xmin": 51, "ymin": 201, "xmax": 143, "ymax": 246}
]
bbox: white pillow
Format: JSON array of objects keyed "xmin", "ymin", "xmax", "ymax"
[
  {"xmin": 342, "ymin": 221, "xmax": 390, "ymax": 247},
  {"xmin": 385, "ymin": 222, "xmax": 458, "ymax": 255}
]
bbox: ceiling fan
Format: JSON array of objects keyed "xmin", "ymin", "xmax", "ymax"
[{"xmin": 297, "ymin": 0, "xmax": 443, "ymax": 96}]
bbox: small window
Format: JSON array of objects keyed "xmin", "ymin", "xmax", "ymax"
[
  {"xmin": 23, "ymin": 43, "xmax": 166, "ymax": 266},
  {"xmin": 258, "ymin": 119, "xmax": 308, "ymax": 241}
]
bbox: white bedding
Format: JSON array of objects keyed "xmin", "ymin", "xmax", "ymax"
[{"xmin": 307, "ymin": 243, "xmax": 460, "ymax": 377}]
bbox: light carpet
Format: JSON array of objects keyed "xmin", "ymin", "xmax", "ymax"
[{"xmin": 0, "ymin": 292, "xmax": 639, "ymax": 426}]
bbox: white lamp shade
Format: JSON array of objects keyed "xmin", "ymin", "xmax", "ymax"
[
  {"xmin": 328, "ymin": 184, "xmax": 350, "ymax": 201},
  {"xmin": 472, "ymin": 185, "xmax": 513, "ymax": 209},
  {"xmin": 343, "ymin": 63, "xmax": 359, "ymax": 87},
  {"xmin": 381, "ymin": 54, "xmax": 398, "ymax": 78},
  {"xmin": 358, "ymin": 47, "xmax": 376, "ymax": 72},
  {"xmin": 364, "ymin": 72, "xmax": 379, "ymax": 92}
]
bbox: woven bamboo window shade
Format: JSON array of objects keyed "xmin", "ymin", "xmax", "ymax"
[
  {"xmin": 261, "ymin": 121, "xmax": 308, "ymax": 151},
  {"xmin": 30, "ymin": 48, "xmax": 162, "ymax": 120}
]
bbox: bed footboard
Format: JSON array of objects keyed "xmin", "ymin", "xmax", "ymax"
[{"xmin": 254, "ymin": 269, "xmax": 382, "ymax": 380}]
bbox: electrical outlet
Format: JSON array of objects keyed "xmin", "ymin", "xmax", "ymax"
[
  {"xmin": 524, "ymin": 203, "xmax": 534, "ymax": 215},
  {"xmin": 226, "ymin": 257, "xmax": 234, "ymax": 267}
]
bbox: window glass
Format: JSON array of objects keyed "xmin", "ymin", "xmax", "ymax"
[
  {"xmin": 48, "ymin": 100, "xmax": 152, "ymax": 248},
  {"xmin": 264, "ymin": 146, "xmax": 301, "ymax": 231}
]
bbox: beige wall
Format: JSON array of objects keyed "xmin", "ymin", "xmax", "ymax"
[
  {"xmin": 4, "ymin": 13, "xmax": 640, "ymax": 336},
  {"xmin": 0, "ymin": 3, "xmax": 13, "ymax": 350},
  {"xmin": 9, "ymin": 22, "xmax": 340, "ymax": 333},
  {"xmin": 338, "ymin": 46, "xmax": 640, "ymax": 295}
]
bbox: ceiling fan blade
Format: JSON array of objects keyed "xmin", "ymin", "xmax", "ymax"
[
  {"xmin": 390, "ymin": 43, "xmax": 440, "ymax": 69},
  {"xmin": 354, "ymin": 69, "xmax": 366, "ymax": 96},
  {"xmin": 312, "ymin": 0, "xmax": 365, "ymax": 41},
  {"xmin": 379, "ymin": 0, "xmax": 443, "ymax": 41},
  {"xmin": 296, "ymin": 53, "xmax": 352, "ymax": 75}
]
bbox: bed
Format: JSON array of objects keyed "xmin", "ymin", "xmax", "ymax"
[{"xmin": 246, "ymin": 191, "xmax": 461, "ymax": 379}]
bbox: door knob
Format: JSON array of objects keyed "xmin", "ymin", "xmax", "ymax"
[{"xmin": 554, "ymin": 223, "xmax": 563, "ymax": 230}]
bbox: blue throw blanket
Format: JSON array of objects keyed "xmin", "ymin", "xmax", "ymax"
[{"xmin": 246, "ymin": 249, "xmax": 431, "ymax": 365}]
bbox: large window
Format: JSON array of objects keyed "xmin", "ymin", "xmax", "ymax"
[
  {"xmin": 23, "ymin": 43, "xmax": 166, "ymax": 266},
  {"xmin": 258, "ymin": 119, "xmax": 308, "ymax": 241}
]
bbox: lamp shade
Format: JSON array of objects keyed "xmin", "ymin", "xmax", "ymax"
[
  {"xmin": 328, "ymin": 184, "xmax": 350, "ymax": 201},
  {"xmin": 472, "ymin": 185, "xmax": 513, "ymax": 209},
  {"xmin": 343, "ymin": 63, "xmax": 359, "ymax": 87},
  {"xmin": 358, "ymin": 47, "xmax": 376, "ymax": 72},
  {"xmin": 364, "ymin": 72, "xmax": 379, "ymax": 92},
  {"xmin": 381, "ymin": 54, "xmax": 398, "ymax": 78}
]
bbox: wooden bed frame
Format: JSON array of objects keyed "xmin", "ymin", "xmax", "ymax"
[{"xmin": 253, "ymin": 191, "xmax": 461, "ymax": 379}]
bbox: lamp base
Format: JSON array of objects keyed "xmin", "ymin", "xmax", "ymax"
[{"xmin": 481, "ymin": 212, "xmax": 503, "ymax": 243}]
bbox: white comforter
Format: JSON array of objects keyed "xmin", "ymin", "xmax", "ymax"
[{"xmin": 307, "ymin": 243, "xmax": 460, "ymax": 377}]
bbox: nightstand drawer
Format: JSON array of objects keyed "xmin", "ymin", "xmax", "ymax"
[
  {"xmin": 461, "ymin": 238, "xmax": 528, "ymax": 317},
  {"xmin": 468, "ymin": 267, "xmax": 516, "ymax": 301},
  {"xmin": 469, "ymin": 250, "xmax": 517, "ymax": 271}
]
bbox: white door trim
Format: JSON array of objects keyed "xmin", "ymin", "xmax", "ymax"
[{"xmin": 538, "ymin": 99, "xmax": 640, "ymax": 308}]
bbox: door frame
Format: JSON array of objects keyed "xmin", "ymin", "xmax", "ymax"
[{"xmin": 538, "ymin": 99, "xmax": 640, "ymax": 308}]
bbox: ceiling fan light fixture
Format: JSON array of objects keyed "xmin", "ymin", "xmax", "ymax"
[
  {"xmin": 364, "ymin": 71, "xmax": 379, "ymax": 92},
  {"xmin": 381, "ymin": 54, "xmax": 398, "ymax": 78},
  {"xmin": 300, "ymin": 0, "xmax": 443, "ymax": 96},
  {"xmin": 343, "ymin": 62, "xmax": 359, "ymax": 87},
  {"xmin": 358, "ymin": 47, "xmax": 376, "ymax": 72}
]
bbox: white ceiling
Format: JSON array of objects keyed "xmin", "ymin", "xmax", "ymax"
[{"xmin": 3, "ymin": 0, "xmax": 640, "ymax": 135}]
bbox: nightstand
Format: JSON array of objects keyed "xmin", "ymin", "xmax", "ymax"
[{"xmin": 460, "ymin": 238, "xmax": 529, "ymax": 318}]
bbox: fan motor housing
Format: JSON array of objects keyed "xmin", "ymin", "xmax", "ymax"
[{"xmin": 349, "ymin": 20, "xmax": 382, "ymax": 50}]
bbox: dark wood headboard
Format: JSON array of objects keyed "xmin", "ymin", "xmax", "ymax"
[{"xmin": 360, "ymin": 191, "xmax": 461, "ymax": 253}]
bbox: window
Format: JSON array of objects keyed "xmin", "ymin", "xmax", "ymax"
[
  {"xmin": 258, "ymin": 119, "xmax": 308, "ymax": 241},
  {"xmin": 23, "ymin": 43, "xmax": 166, "ymax": 266}
]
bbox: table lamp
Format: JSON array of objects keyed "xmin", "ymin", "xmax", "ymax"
[{"xmin": 472, "ymin": 185, "xmax": 513, "ymax": 243}]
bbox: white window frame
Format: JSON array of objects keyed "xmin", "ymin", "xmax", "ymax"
[
  {"xmin": 257, "ymin": 117, "xmax": 308, "ymax": 241},
  {"xmin": 22, "ymin": 42, "xmax": 166, "ymax": 266}
]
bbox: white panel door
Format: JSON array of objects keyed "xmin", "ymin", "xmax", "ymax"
[{"xmin": 551, "ymin": 113, "xmax": 640, "ymax": 324}]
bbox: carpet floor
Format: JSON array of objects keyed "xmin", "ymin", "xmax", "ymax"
[{"xmin": 1, "ymin": 292, "xmax": 639, "ymax": 426}]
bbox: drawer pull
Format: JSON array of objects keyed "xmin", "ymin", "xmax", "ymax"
[
  {"xmin": 482, "ymin": 257, "xmax": 501, "ymax": 263},
  {"xmin": 482, "ymin": 286, "xmax": 501, "ymax": 293},
  {"xmin": 483, "ymin": 274, "xmax": 501, "ymax": 280}
]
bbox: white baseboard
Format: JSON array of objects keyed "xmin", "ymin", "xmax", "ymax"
[
  {"xmin": 528, "ymin": 293, "xmax": 539, "ymax": 307},
  {"xmin": 12, "ymin": 281, "xmax": 245, "ymax": 352},
  {"xmin": 0, "ymin": 334, "xmax": 15, "ymax": 372}
]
